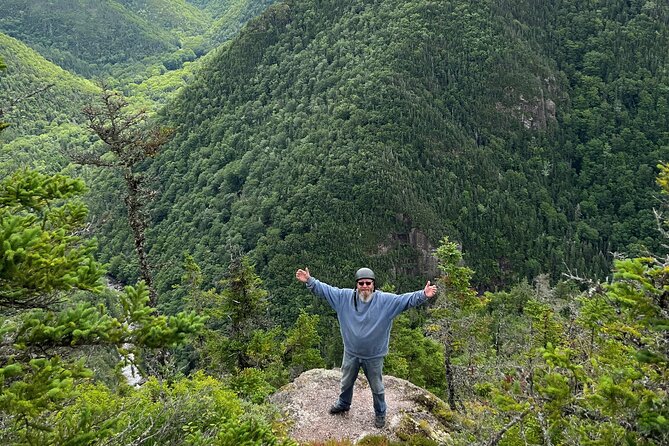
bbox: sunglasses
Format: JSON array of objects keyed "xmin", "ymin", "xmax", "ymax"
[{"xmin": 357, "ymin": 281, "xmax": 373, "ymax": 286}]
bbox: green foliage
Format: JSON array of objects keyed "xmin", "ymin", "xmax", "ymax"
[
  {"xmin": 434, "ymin": 238, "xmax": 479, "ymax": 310},
  {"xmin": 120, "ymin": 281, "xmax": 205, "ymax": 348},
  {"xmin": 525, "ymin": 299, "xmax": 564, "ymax": 350},
  {"xmin": 465, "ymin": 250, "xmax": 669, "ymax": 445},
  {"xmin": 282, "ymin": 310, "xmax": 325, "ymax": 377},
  {"xmin": 40, "ymin": 372, "xmax": 295, "ymax": 446},
  {"xmin": 219, "ymin": 256, "xmax": 270, "ymax": 338},
  {"xmin": 181, "ymin": 255, "xmax": 323, "ymax": 395},
  {"xmin": 226, "ymin": 367, "xmax": 276, "ymax": 404},
  {"xmin": 386, "ymin": 314, "xmax": 446, "ymax": 398},
  {"xmin": 1, "ymin": 283, "xmax": 205, "ymax": 443},
  {"xmin": 0, "ymin": 169, "xmax": 205, "ymax": 445},
  {"xmin": 176, "ymin": 253, "xmax": 329, "ymax": 407},
  {"xmin": 427, "ymin": 237, "xmax": 487, "ymax": 408},
  {"xmin": 0, "ymin": 357, "xmax": 92, "ymax": 430},
  {"xmin": 0, "ymin": 169, "xmax": 103, "ymax": 309},
  {"xmin": 189, "ymin": 254, "xmax": 275, "ymax": 372},
  {"xmin": 0, "ymin": 33, "xmax": 99, "ymax": 143}
]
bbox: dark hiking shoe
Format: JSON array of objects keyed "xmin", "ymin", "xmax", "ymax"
[
  {"xmin": 329, "ymin": 404, "xmax": 349, "ymax": 415},
  {"xmin": 374, "ymin": 415, "xmax": 386, "ymax": 428}
]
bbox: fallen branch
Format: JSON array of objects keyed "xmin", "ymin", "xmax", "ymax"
[{"xmin": 486, "ymin": 405, "xmax": 534, "ymax": 446}]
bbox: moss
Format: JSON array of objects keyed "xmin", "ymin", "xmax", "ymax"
[
  {"xmin": 396, "ymin": 414, "xmax": 426, "ymax": 441},
  {"xmin": 410, "ymin": 393, "xmax": 456, "ymax": 429},
  {"xmin": 396, "ymin": 413, "xmax": 453, "ymax": 446},
  {"xmin": 403, "ymin": 436, "xmax": 440, "ymax": 446},
  {"xmin": 357, "ymin": 433, "xmax": 439, "ymax": 446},
  {"xmin": 357, "ymin": 435, "xmax": 393, "ymax": 445}
]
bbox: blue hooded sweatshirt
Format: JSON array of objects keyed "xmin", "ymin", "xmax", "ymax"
[{"xmin": 305, "ymin": 277, "xmax": 428, "ymax": 359}]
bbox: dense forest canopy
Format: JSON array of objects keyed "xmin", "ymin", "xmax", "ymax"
[
  {"xmin": 134, "ymin": 0, "xmax": 669, "ymax": 322},
  {"xmin": 0, "ymin": 33, "xmax": 100, "ymax": 173},
  {"xmin": 0, "ymin": 0, "xmax": 181, "ymax": 75}
]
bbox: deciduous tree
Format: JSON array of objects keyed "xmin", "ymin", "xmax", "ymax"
[{"xmin": 70, "ymin": 86, "xmax": 172, "ymax": 306}]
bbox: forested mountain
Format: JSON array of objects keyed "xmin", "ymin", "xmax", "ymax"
[
  {"xmin": 0, "ymin": 0, "xmax": 279, "ymax": 185},
  {"xmin": 0, "ymin": 33, "xmax": 98, "ymax": 172},
  {"xmin": 193, "ymin": 0, "xmax": 279, "ymax": 44},
  {"xmin": 3, "ymin": 0, "xmax": 665, "ymax": 331},
  {"xmin": 135, "ymin": 0, "xmax": 669, "ymax": 324},
  {"xmin": 0, "ymin": 0, "xmax": 187, "ymax": 76},
  {"xmin": 0, "ymin": 0, "xmax": 278, "ymax": 82}
]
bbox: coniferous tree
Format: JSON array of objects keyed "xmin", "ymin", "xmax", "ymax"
[
  {"xmin": 429, "ymin": 236, "xmax": 487, "ymax": 410},
  {"xmin": 0, "ymin": 170, "xmax": 102, "ymax": 310},
  {"xmin": 282, "ymin": 309, "xmax": 325, "ymax": 378},
  {"xmin": 0, "ymin": 169, "xmax": 204, "ymax": 444}
]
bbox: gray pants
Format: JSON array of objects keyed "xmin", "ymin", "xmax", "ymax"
[{"xmin": 336, "ymin": 351, "xmax": 386, "ymax": 416}]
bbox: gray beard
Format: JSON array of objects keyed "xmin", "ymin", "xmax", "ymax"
[{"xmin": 359, "ymin": 290, "xmax": 373, "ymax": 302}]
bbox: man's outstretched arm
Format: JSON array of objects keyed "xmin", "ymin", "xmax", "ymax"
[
  {"xmin": 295, "ymin": 267, "xmax": 347, "ymax": 311},
  {"xmin": 385, "ymin": 280, "xmax": 438, "ymax": 317}
]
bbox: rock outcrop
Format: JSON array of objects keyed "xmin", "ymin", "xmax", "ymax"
[{"xmin": 270, "ymin": 368, "xmax": 455, "ymax": 445}]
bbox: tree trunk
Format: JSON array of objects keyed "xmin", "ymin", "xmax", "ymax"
[
  {"xmin": 444, "ymin": 327, "xmax": 457, "ymax": 410},
  {"xmin": 124, "ymin": 169, "xmax": 156, "ymax": 306}
]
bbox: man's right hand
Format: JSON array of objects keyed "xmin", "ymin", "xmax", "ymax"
[{"xmin": 295, "ymin": 268, "xmax": 311, "ymax": 283}]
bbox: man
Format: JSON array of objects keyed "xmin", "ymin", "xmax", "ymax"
[{"xmin": 295, "ymin": 266, "xmax": 437, "ymax": 428}]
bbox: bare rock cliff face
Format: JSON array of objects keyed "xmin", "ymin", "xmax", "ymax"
[{"xmin": 270, "ymin": 368, "xmax": 455, "ymax": 445}]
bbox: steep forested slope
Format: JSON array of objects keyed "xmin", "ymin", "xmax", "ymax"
[
  {"xmin": 0, "ymin": 0, "xmax": 206, "ymax": 77},
  {"xmin": 130, "ymin": 0, "xmax": 556, "ymax": 320},
  {"xmin": 136, "ymin": 0, "xmax": 669, "ymax": 323},
  {"xmin": 0, "ymin": 33, "xmax": 99, "ymax": 172},
  {"xmin": 496, "ymin": 0, "xmax": 669, "ymax": 262},
  {"xmin": 196, "ymin": 0, "xmax": 279, "ymax": 44},
  {"xmin": 6, "ymin": 0, "xmax": 665, "ymax": 328}
]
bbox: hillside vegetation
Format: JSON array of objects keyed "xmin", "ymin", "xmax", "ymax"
[
  {"xmin": 136, "ymin": 0, "xmax": 669, "ymax": 323},
  {"xmin": 0, "ymin": 0, "xmax": 182, "ymax": 76},
  {"xmin": 0, "ymin": 0, "xmax": 279, "ymax": 210},
  {"xmin": 0, "ymin": 33, "xmax": 99, "ymax": 172}
]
